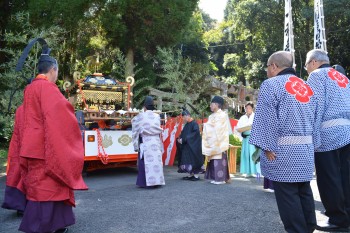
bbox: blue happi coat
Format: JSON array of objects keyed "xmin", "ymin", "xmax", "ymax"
[
  {"xmin": 307, "ymin": 65, "xmax": 350, "ymax": 152},
  {"xmin": 249, "ymin": 69, "xmax": 321, "ymax": 182}
]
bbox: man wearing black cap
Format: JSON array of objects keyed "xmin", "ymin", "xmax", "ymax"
[
  {"xmin": 177, "ymin": 109, "xmax": 204, "ymax": 181},
  {"xmin": 332, "ymin": 64, "xmax": 346, "ymax": 76},
  {"xmin": 18, "ymin": 53, "xmax": 88, "ymax": 233},
  {"xmin": 132, "ymin": 96, "xmax": 165, "ymax": 188},
  {"xmin": 202, "ymin": 96, "xmax": 230, "ymax": 185}
]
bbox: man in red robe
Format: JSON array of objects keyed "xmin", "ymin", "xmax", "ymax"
[
  {"xmin": 18, "ymin": 54, "xmax": 88, "ymax": 233},
  {"xmin": 2, "ymin": 104, "xmax": 27, "ymax": 216}
]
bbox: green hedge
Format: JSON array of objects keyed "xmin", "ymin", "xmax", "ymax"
[
  {"xmin": 229, "ymin": 134, "xmax": 242, "ymax": 165},
  {"xmin": 0, "ymin": 147, "xmax": 8, "ymax": 174}
]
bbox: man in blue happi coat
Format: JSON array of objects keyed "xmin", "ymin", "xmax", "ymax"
[
  {"xmin": 306, "ymin": 49, "xmax": 350, "ymax": 232},
  {"xmin": 250, "ymin": 51, "xmax": 321, "ymax": 233}
]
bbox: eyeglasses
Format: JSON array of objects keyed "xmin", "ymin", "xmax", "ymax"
[{"xmin": 304, "ymin": 60, "xmax": 316, "ymax": 71}]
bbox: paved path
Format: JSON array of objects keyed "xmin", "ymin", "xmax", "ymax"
[{"xmin": 0, "ymin": 167, "xmax": 329, "ymax": 233}]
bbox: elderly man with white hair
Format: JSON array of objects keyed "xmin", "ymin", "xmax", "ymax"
[
  {"xmin": 250, "ymin": 51, "xmax": 321, "ymax": 233},
  {"xmin": 306, "ymin": 49, "xmax": 350, "ymax": 232}
]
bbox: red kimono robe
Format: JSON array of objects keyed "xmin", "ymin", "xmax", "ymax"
[
  {"xmin": 19, "ymin": 78, "xmax": 88, "ymax": 206},
  {"xmin": 6, "ymin": 105, "xmax": 24, "ymax": 188},
  {"xmin": 2, "ymin": 105, "xmax": 26, "ymax": 212}
]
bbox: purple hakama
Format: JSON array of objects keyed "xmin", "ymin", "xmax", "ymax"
[
  {"xmin": 136, "ymin": 156, "xmax": 161, "ymax": 189},
  {"xmin": 136, "ymin": 156, "xmax": 147, "ymax": 188},
  {"xmin": 19, "ymin": 201, "xmax": 75, "ymax": 233},
  {"xmin": 132, "ymin": 110, "xmax": 165, "ymax": 188},
  {"xmin": 2, "ymin": 186, "xmax": 26, "ymax": 212},
  {"xmin": 205, "ymin": 152, "xmax": 230, "ymax": 182}
]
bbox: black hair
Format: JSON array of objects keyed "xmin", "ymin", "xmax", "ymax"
[
  {"xmin": 145, "ymin": 105, "xmax": 155, "ymax": 111},
  {"xmin": 38, "ymin": 61, "xmax": 57, "ymax": 74},
  {"xmin": 332, "ymin": 65, "xmax": 346, "ymax": 75},
  {"xmin": 144, "ymin": 96, "xmax": 155, "ymax": 110},
  {"xmin": 181, "ymin": 109, "xmax": 190, "ymax": 116},
  {"xmin": 245, "ymin": 103, "xmax": 254, "ymax": 108}
]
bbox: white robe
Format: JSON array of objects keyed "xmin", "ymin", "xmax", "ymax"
[
  {"xmin": 132, "ymin": 111, "xmax": 165, "ymax": 186},
  {"xmin": 202, "ymin": 109, "xmax": 229, "ymax": 160},
  {"xmin": 236, "ymin": 112, "xmax": 255, "ymax": 130}
]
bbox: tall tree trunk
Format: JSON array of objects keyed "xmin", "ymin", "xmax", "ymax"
[
  {"xmin": 125, "ymin": 48, "xmax": 134, "ymax": 78},
  {"xmin": 125, "ymin": 48, "xmax": 135, "ymax": 107}
]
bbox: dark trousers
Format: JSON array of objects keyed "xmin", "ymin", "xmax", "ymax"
[
  {"xmin": 315, "ymin": 143, "xmax": 350, "ymax": 227},
  {"xmin": 273, "ymin": 181, "xmax": 316, "ymax": 233}
]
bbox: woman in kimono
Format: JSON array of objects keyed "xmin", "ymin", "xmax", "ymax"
[
  {"xmin": 132, "ymin": 96, "xmax": 165, "ymax": 188},
  {"xmin": 236, "ymin": 103, "xmax": 260, "ymax": 177}
]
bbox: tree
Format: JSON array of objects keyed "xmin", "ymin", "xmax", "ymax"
[
  {"xmin": 99, "ymin": 0, "xmax": 198, "ymax": 78},
  {"xmin": 201, "ymin": 10, "xmax": 217, "ymax": 31},
  {"xmin": 203, "ymin": 20, "xmax": 237, "ymax": 77},
  {"xmin": 0, "ymin": 12, "xmax": 66, "ymax": 143},
  {"xmin": 323, "ymin": 0, "xmax": 350, "ymax": 72},
  {"xmin": 1, "ymin": 1, "xmax": 100, "ymax": 87},
  {"xmin": 223, "ymin": 0, "xmax": 285, "ymax": 87},
  {"xmin": 178, "ymin": 9, "xmax": 209, "ymax": 63},
  {"xmin": 220, "ymin": 0, "xmax": 350, "ymax": 86},
  {"xmin": 152, "ymin": 47, "xmax": 210, "ymax": 115}
]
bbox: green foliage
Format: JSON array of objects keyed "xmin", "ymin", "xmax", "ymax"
[
  {"xmin": 98, "ymin": 0, "xmax": 199, "ymax": 77},
  {"xmin": 200, "ymin": 10, "xmax": 217, "ymax": 31},
  {"xmin": 26, "ymin": 0, "xmax": 93, "ymax": 31},
  {"xmin": 0, "ymin": 113, "xmax": 15, "ymax": 142},
  {"xmin": 133, "ymin": 58, "xmax": 158, "ymax": 108},
  {"xmin": 181, "ymin": 10, "xmax": 205, "ymax": 44},
  {"xmin": 2, "ymin": 0, "xmax": 349, "ymax": 130},
  {"xmin": 154, "ymin": 47, "xmax": 211, "ymax": 116},
  {"xmin": 229, "ymin": 134, "xmax": 242, "ymax": 165},
  {"xmin": 109, "ymin": 49, "xmax": 128, "ymax": 79},
  {"xmin": 0, "ymin": 12, "xmax": 66, "ymax": 142},
  {"xmin": 323, "ymin": 0, "xmax": 350, "ymax": 72},
  {"xmin": 203, "ymin": 20, "xmax": 236, "ymax": 78},
  {"xmin": 0, "ymin": 147, "xmax": 8, "ymax": 174},
  {"xmin": 209, "ymin": 61, "xmax": 219, "ymax": 72},
  {"xmin": 203, "ymin": 20, "xmax": 231, "ymax": 45},
  {"xmin": 100, "ymin": 0, "xmax": 198, "ymax": 52},
  {"xmin": 223, "ymin": 0, "xmax": 285, "ymax": 87},
  {"xmin": 220, "ymin": 0, "xmax": 350, "ymax": 86}
]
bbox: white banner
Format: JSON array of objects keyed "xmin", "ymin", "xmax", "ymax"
[
  {"xmin": 164, "ymin": 121, "xmax": 180, "ymax": 165},
  {"xmin": 283, "ymin": 0, "xmax": 295, "ymax": 67},
  {"xmin": 314, "ymin": 0, "xmax": 327, "ymax": 51}
]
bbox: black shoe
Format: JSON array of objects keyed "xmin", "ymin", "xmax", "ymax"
[
  {"xmin": 190, "ymin": 176, "xmax": 200, "ymax": 181},
  {"xmin": 182, "ymin": 176, "xmax": 193, "ymax": 180},
  {"xmin": 316, "ymin": 222, "xmax": 349, "ymax": 232},
  {"xmin": 54, "ymin": 228, "xmax": 68, "ymax": 233}
]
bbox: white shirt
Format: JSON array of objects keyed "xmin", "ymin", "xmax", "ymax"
[{"xmin": 236, "ymin": 112, "xmax": 255, "ymax": 130}]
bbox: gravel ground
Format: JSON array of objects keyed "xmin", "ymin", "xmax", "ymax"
[{"xmin": 0, "ymin": 166, "xmax": 330, "ymax": 233}]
